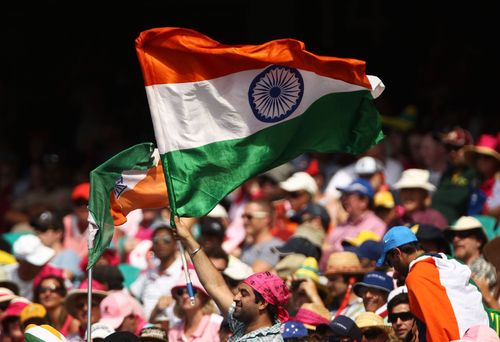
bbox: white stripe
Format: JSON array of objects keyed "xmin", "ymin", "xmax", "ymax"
[
  {"xmin": 114, "ymin": 148, "xmax": 160, "ymax": 198},
  {"xmin": 26, "ymin": 325, "xmax": 66, "ymax": 341},
  {"xmin": 146, "ymin": 67, "xmax": 383, "ymax": 153},
  {"xmin": 434, "ymin": 256, "xmax": 489, "ymax": 337}
]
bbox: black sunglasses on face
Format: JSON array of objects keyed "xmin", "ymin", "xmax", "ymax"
[
  {"xmin": 453, "ymin": 231, "xmax": 475, "ymax": 239},
  {"xmin": 38, "ymin": 284, "xmax": 63, "ymax": 295},
  {"xmin": 175, "ymin": 287, "xmax": 197, "ymax": 298},
  {"xmin": 388, "ymin": 311, "xmax": 414, "ymax": 323}
]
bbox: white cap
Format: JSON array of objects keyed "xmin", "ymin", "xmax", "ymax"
[
  {"xmin": 207, "ymin": 204, "xmax": 229, "ymax": 219},
  {"xmin": 85, "ymin": 322, "xmax": 115, "ymax": 340},
  {"xmin": 387, "ymin": 285, "xmax": 408, "ymax": 304},
  {"xmin": 223, "ymin": 256, "xmax": 253, "ymax": 281},
  {"xmin": 13, "ymin": 235, "xmax": 55, "ymax": 266},
  {"xmin": 280, "ymin": 172, "xmax": 318, "ymax": 195},
  {"xmin": 354, "ymin": 156, "xmax": 384, "ymax": 175}
]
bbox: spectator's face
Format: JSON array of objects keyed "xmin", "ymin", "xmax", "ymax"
[
  {"xmin": 452, "ymin": 231, "xmax": 481, "ymax": 262},
  {"xmin": 399, "ymin": 188, "xmax": 427, "ymax": 213},
  {"xmin": 73, "ymin": 199, "xmax": 89, "ymax": 222},
  {"xmin": 285, "ymin": 190, "xmax": 310, "ymax": 212},
  {"xmin": 152, "ymin": 229, "xmax": 176, "ymax": 260},
  {"xmin": 199, "ymin": 235, "xmax": 223, "ymax": 250},
  {"xmin": 341, "ymin": 193, "xmax": 368, "ymax": 216},
  {"xmin": 117, "ymin": 314, "xmax": 137, "ymax": 333},
  {"xmin": 232, "ymin": 283, "xmax": 261, "ymax": 323},
  {"xmin": 476, "ymin": 154, "xmax": 499, "ymax": 177},
  {"xmin": 242, "ymin": 203, "xmax": 271, "ymax": 237},
  {"xmin": 74, "ymin": 296, "xmax": 102, "ymax": 324},
  {"xmin": 359, "ymin": 287, "xmax": 388, "ymax": 312},
  {"xmin": 389, "ymin": 303, "xmax": 414, "ymax": 339},
  {"xmin": 326, "ymin": 275, "xmax": 348, "ymax": 298},
  {"xmin": 38, "ymin": 278, "xmax": 65, "ymax": 310},
  {"xmin": 420, "ymin": 134, "xmax": 445, "ymax": 168},
  {"xmin": 37, "ymin": 229, "xmax": 61, "ymax": 247}
]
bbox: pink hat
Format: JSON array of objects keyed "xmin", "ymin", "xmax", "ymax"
[
  {"xmin": 464, "ymin": 133, "xmax": 500, "ymax": 162},
  {"xmin": 457, "ymin": 324, "xmax": 499, "ymax": 342},
  {"xmin": 65, "ymin": 279, "xmax": 109, "ymax": 317},
  {"xmin": 1, "ymin": 298, "xmax": 30, "ymax": 320},
  {"xmin": 243, "ymin": 272, "xmax": 290, "ymax": 323},
  {"xmin": 98, "ymin": 291, "xmax": 135, "ymax": 329},
  {"xmin": 171, "ymin": 264, "xmax": 208, "ymax": 297},
  {"xmin": 32, "ymin": 264, "xmax": 65, "ymax": 290}
]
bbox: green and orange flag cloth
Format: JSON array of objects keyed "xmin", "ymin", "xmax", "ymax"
[
  {"xmin": 87, "ymin": 142, "xmax": 168, "ymax": 269},
  {"xmin": 135, "ymin": 27, "xmax": 385, "ymax": 219}
]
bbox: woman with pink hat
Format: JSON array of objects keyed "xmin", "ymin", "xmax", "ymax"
[
  {"xmin": 168, "ymin": 264, "xmax": 223, "ymax": 342},
  {"xmin": 464, "ymin": 133, "xmax": 500, "ymax": 218}
]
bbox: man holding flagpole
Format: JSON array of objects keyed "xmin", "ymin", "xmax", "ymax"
[{"xmin": 173, "ymin": 217, "xmax": 290, "ymax": 341}]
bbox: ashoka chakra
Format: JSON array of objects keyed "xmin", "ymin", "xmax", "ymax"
[{"xmin": 248, "ymin": 65, "xmax": 304, "ymax": 123}]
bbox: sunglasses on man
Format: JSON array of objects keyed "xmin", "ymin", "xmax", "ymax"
[{"xmin": 388, "ymin": 311, "xmax": 413, "ymax": 323}]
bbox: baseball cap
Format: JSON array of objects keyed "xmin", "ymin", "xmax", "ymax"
[
  {"xmin": 374, "ymin": 191, "xmax": 395, "ymax": 209},
  {"xmin": 337, "ymin": 178, "xmax": 375, "ymax": 198},
  {"xmin": 198, "ymin": 217, "xmax": 225, "ymax": 238},
  {"xmin": 387, "ymin": 285, "xmax": 408, "ymax": 305},
  {"xmin": 290, "ymin": 202, "xmax": 331, "ymax": 230},
  {"xmin": 377, "ymin": 226, "xmax": 418, "ymax": 267},
  {"xmin": 280, "ymin": 172, "xmax": 318, "ymax": 195},
  {"xmin": 99, "ymin": 291, "xmax": 135, "ymax": 329},
  {"xmin": 206, "ymin": 204, "xmax": 229, "ymax": 219},
  {"xmin": 139, "ymin": 326, "xmax": 168, "ymax": 341},
  {"xmin": 317, "ymin": 315, "xmax": 363, "ymax": 342},
  {"xmin": 223, "ymin": 256, "xmax": 253, "ymax": 281},
  {"xmin": 13, "ymin": 234, "xmax": 55, "ymax": 266},
  {"xmin": 354, "ymin": 156, "xmax": 384, "ymax": 176},
  {"xmin": 71, "ymin": 182, "xmax": 90, "ymax": 202},
  {"xmin": 272, "ymin": 237, "xmax": 321, "ymax": 260},
  {"xmin": 281, "ymin": 320, "xmax": 308, "ymax": 338},
  {"xmin": 19, "ymin": 303, "xmax": 46, "ymax": 325},
  {"xmin": 353, "ymin": 271, "xmax": 394, "ymax": 297},
  {"xmin": 87, "ymin": 323, "xmax": 116, "ymax": 340},
  {"xmin": 356, "ymin": 240, "xmax": 383, "ymax": 262}
]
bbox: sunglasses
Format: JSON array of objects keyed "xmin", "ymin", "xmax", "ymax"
[
  {"xmin": 388, "ymin": 311, "xmax": 414, "ymax": 323},
  {"xmin": 75, "ymin": 300, "xmax": 101, "ymax": 310},
  {"xmin": 38, "ymin": 284, "xmax": 63, "ymax": 295},
  {"xmin": 452, "ymin": 231, "xmax": 475, "ymax": 239},
  {"xmin": 175, "ymin": 287, "xmax": 197, "ymax": 298},
  {"xmin": 287, "ymin": 191, "xmax": 304, "ymax": 198},
  {"xmin": 363, "ymin": 328, "xmax": 385, "ymax": 339},
  {"xmin": 241, "ymin": 211, "xmax": 268, "ymax": 220},
  {"xmin": 153, "ymin": 235, "xmax": 174, "ymax": 244}
]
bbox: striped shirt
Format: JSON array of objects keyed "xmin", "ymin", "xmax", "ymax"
[{"xmin": 227, "ymin": 303, "xmax": 283, "ymax": 342}]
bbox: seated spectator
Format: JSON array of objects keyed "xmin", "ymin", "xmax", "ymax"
[
  {"xmin": 354, "ymin": 156, "xmax": 387, "ymax": 193},
  {"xmin": 354, "ymin": 311, "xmax": 394, "ymax": 342},
  {"xmin": 444, "ymin": 216, "xmax": 497, "ymax": 291},
  {"xmin": 221, "ymin": 256, "xmax": 253, "ymax": 295},
  {"xmin": 316, "ymin": 315, "xmax": 363, "ymax": 342},
  {"xmin": 373, "ymin": 190, "xmax": 400, "ymax": 227},
  {"xmin": 64, "ymin": 278, "xmax": 109, "ymax": 340},
  {"xmin": 168, "ymin": 265, "xmax": 223, "ymax": 342},
  {"xmin": 1, "ymin": 297, "xmax": 30, "ymax": 342},
  {"xmin": 387, "ymin": 287, "xmax": 416, "ymax": 342},
  {"xmin": 412, "ymin": 223, "xmax": 451, "ymax": 255},
  {"xmin": 98, "ymin": 291, "xmax": 146, "ymax": 336},
  {"xmin": 239, "ymin": 199, "xmax": 284, "ymax": 272},
  {"xmin": 321, "ymin": 178, "xmax": 386, "ymax": 270},
  {"xmin": 394, "ymin": 168, "xmax": 448, "ymax": 229},
  {"xmin": 355, "ymin": 240, "xmax": 384, "ymax": 270},
  {"xmin": 63, "ymin": 182, "xmax": 91, "ymax": 258},
  {"xmin": 353, "ymin": 271, "xmax": 394, "ymax": 320},
  {"xmin": 33, "ymin": 273, "xmax": 79, "ymax": 336}
]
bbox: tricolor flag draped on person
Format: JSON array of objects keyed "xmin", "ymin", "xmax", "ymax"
[
  {"xmin": 87, "ymin": 142, "xmax": 168, "ymax": 269},
  {"xmin": 135, "ymin": 27, "xmax": 385, "ymax": 218},
  {"xmin": 24, "ymin": 324, "xmax": 67, "ymax": 342}
]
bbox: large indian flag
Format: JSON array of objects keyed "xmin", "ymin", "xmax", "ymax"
[
  {"xmin": 87, "ymin": 142, "xmax": 168, "ymax": 269},
  {"xmin": 135, "ymin": 27, "xmax": 385, "ymax": 217}
]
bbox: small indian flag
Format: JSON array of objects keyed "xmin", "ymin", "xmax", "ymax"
[
  {"xmin": 24, "ymin": 324, "xmax": 67, "ymax": 341},
  {"xmin": 135, "ymin": 27, "xmax": 385, "ymax": 217},
  {"xmin": 87, "ymin": 142, "xmax": 168, "ymax": 269}
]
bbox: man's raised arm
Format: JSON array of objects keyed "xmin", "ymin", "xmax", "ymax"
[{"xmin": 173, "ymin": 217, "xmax": 235, "ymax": 315}]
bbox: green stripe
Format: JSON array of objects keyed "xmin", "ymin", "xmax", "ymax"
[
  {"xmin": 164, "ymin": 90, "xmax": 383, "ymax": 217},
  {"xmin": 24, "ymin": 334, "xmax": 48, "ymax": 342},
  {"xmin": 87, "ymin": 142, "xmax": 157, "ymax": 269}
]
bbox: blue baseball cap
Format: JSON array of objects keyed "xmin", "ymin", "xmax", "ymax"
[
  {"xmin": 281, "ymin": 320, "xmax": 308, "ymax": 339},
  {"xmin": 353, "ymin": 270, "xmax": 394, "ymax": 297},
  {"xmin": 317, "ymin": 315, "xmax": 362, "ymax": 342},
  {"xmin": 376, "ymin": 226, "xmax": 418, "ymax": 267},
  {"xmin": 337, "ymin": 178, "xmax": 375, "ymax": 198},
  {"xmin": 357, "ymin": 240, "xmax": 383, "ymax": 261}
]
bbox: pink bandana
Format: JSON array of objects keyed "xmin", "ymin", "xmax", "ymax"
[
  {"xmin": 243, "ymin": 272, "xmax": 290, "ymax": 322},
  {"xmin": 293, "ymin": 308, "xmax": 330, "ymax": 326}
]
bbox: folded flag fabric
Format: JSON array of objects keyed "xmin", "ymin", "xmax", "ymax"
[
  {"xmin": 135, "ymin": 26, "xmax": 385, "ymax": 218},
  {"xmin": 24, "ymin": 324, "xmax": 67, "ymax": 342},
  {"xmin": 87, "ymin": 142, "xmax": 168, "ymax": 269}
]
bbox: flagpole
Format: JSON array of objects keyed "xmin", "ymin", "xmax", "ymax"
[
  {"xmin": 87, "ymin": 267, "xmax": 93, "ymax": 341},
  {"xmin": 176, "ymin": 239, "xmax": 196, "ymax": 305}
]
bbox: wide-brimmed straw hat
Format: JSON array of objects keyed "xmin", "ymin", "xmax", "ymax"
[
  {"xmin": 355, "ymin": 312, "xmax": 393, "ymax": 334},
  {"xmin": 64, "ymin": 278, "xmax": 108, "ymax": 317},
  {"xmin": 324, "ymin": 251, "xmax": 370, "ymax": 277},
  {"xmin": 464, "ymin": 133, "xmax": 500, "ymax": 163},
  {"xmin": 394, "ymin": 168, "xmax": 435, "ymax": 192}
]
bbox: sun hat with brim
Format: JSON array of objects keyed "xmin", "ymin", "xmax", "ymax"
[
  {"xmin": 98, "ymin": 291, "xmax": 135, "ymax": 329},
  {"xmin": 292, "ymin": 303, "xmax": 331, "ymax": 330},
  {"xmin": 393, "ymin": 168, "xmax": 436, "ymax": 191},
  {"xmin": 444, "ymin": 216, "xmax": 488, "ymax": 245},
  {"xmin": 223, "ymin": 256, "xmax": 253, "ymax": 281},
  {"xmin": 353, "ymin": 271, "xmax": 394, "ymax": 297},
  {"xmin": 170, "ymin": 264, "xmax": 208, "ymax": 297},
  {"xmin": 324, "ymin": 251, "xmax": 370, "ymax": 277},
  {"xmin": 65, "ymin": 278, "xmax": 108, "ymax": 317},
  {"xmin": 377, "ymin": 226, "xmax": 418, "ymax": 267},
  {"xmin": 354, "ymin": 312, "xmax": 392, "ymax": 334},
  {"xmin": 0, "ymin": 287, "xmax": 17, "ymax": 303},
  {"xmin": 280, "ymin": 171, "xmax": 318, "ymax": 195},
  {"xmin": 464, "ymin": 134, "xmax": 500, "ymax": 163}
]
